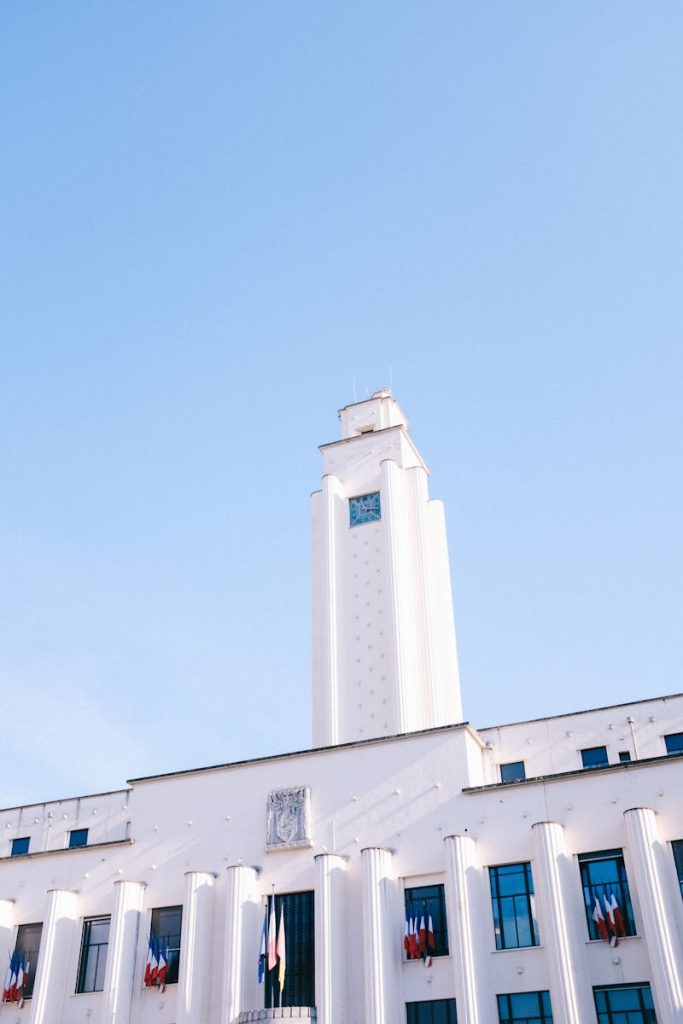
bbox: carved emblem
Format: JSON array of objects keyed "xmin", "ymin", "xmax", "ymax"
[{"xmin": 266, "ymin": 786, "xmax": 311, "ymax": 851}]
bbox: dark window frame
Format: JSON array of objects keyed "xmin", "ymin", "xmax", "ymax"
[
  {"xmin": 488, "ymin": 863, "xmax": 539, "ymax": 950},
  {"xmin": 578, "ymin": 850, "xmax": 636, "ymax": 939},
  {"xmin": 149, "ymin": 905, "xmax": 182, "ymax": 986},
  {"xmin": 618, "ymin": 751, "xmax": 631, "ymax": 763},
  {"xmin": 4, "ymin": 923, "xmax": 43, "ymax": 1002},
  {"xmin": 264, "ymin": 890, "xmax": 314, "ymax": 1010},
  {"xmin": 69, "ymin": 829, "xmax": 89, "ymax": 849},
  {"xmin": 406, "ymin": 997, "xmax": 458, "ymax": 1024},
  {"xmin": 594, "ymin": 983, "xmax": 657, "ymax": 1023},
  {"xmin": 76, "ymin": 916, "xmax": 111, "ymax": 994},
  {"xmin": 404, "ymin": 883, "xmax": 449, "ymax": 958},
  {"xmin": 664, "ymin": 732, "xmax": 683, "ymax": 756},
  {"xmin": 11, "ymin": 837, "xmax": 30, "ymax": 857},
  {"xmin": 500, "ymin": 761, "xmax": 526, "ymax": 784},
  {"xmin": 580, "ymin": 746, "xmax": 609, "ymax": 769},
  {"xmin": 497, "ymin": 991, "xmax": 554, "ymax": 1023}
]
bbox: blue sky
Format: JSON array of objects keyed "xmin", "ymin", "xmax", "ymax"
[{"xmin": 1, "ymin": 3, "xmax": 682, "ymax": 805}]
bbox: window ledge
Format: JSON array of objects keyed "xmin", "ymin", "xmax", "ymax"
[
  {"xmin": 490, "ymin": 945, "xmax": 544, "ymax": 954},
  {"xmin": 0, "ymin": 838, "xmax": 133, "ymax": 862}
]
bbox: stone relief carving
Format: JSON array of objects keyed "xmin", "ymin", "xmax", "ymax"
[{"xmin": 266, "ymin": 786, "xmax": 311, "ymax": 851}]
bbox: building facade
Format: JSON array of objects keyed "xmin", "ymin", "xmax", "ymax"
[{"xmin": 1, "ymin": 392, "xmax": 682, "ymax": 1024}]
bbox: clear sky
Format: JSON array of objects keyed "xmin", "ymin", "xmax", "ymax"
[{"xmin": 1, "ymin": 3, "xmax": 682, "ymax": 807}]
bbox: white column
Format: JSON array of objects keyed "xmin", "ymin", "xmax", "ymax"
[
  {"xmin": 444, "ymin": 835, "xmax": 484, "ymax": 1024},
  {"xmin": 222, "ymin": 864, "xmax": 259, "ymax": 1024},
  {"xmin": 361, "ymin": 847, "xmax": 399, "ymax": 1024},
  {"xmin": 31, "ymin": 889, "xmax": 79, "ymax": 1024},
  {"xmin": 380, "ymin": 459, "xmax": 413, "ymax": 733},
  {"xmin": 177, "ymin": 871, "xmax": 216, "ymax": 1024},
  {"xmin": 532, "ymin": 822, "xmax": 595, "ymax": 1024},
  {"xmin": 101, "ymin": 880, "xmax": 146, "ymax": 1024},
  {"xmin": 315, "ymin": 853, "xmax": 347, "ymax": 1024},
  {"xmin": 624, "ymin": 807, "xmax": 683, "ymax": 1023},
  {"xmin": 312, "ymin": 473, "xmax": 343, "ymax": 747}
]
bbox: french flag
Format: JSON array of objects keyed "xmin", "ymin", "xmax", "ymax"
[
  {"xmin": 2, "ymin": 953, "xmax": 15, "ymax": 1002},
  {"xmin": 157, "ymin": 946, "xmax": 168, "ymax": 993},
  {"xmin": 592, "ymin": 896, "xmax": 609, "ymax": 942},
  {"xmin": 604, "ymin": 893, "xmax": 626, "ymax": 947},
  {"xmin": 423, "ymin": 914, "xmax": 435, "ymax": 968},
  {"xmin": 144, "ymin": 937, "xmax": 159, "ymax": 987}
]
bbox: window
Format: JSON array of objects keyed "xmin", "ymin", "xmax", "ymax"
[
  {"xmin": 594, "ymin": 984, "xmax": 657, "ymax": 1023},
  {"xmin": 76, "ymin": 917, "xmax": 110, "ymax": 993},
  {"xmin": 11, "ymin": 837, "xmax": 30, "ymax": 857},
  {"xmin": 672, "ymin": 840, "xmax": 683, "ymax": 898},
  {"xmin": 1, "ymin": 924, "xmax": 42, "ymax": 1003},
  {"xmin": 489, "ymin": 863, "xmax": 539, "ymax": 950},
  {"xmin": 618, "ymin": 751, "xmax": 631, "ymax": 763},
  {"xmin": 404, "ymin": 884, "xmax": 449, "ymax": 957},
  {"xmin": 407, "ymin": 998, "xmax": 457, "ymax": 1024},
  {"xmin": 500, "ymin": 761, "xmax": 526, "ymax": 783},
  {"xmin": 497, "ymin": 992, "xmax": 553, "ymax": 1023},
  {"xmin": 581, "ymin": 746, "xmax": 609, "ymax": 768},
  {"xmin": 149, "ymin": 906, "xmax": 182, "ymax": 985},
  {"xmin": 69, "ymin": 829, "xmax": 88, "ymax": 849},
  {"xmin": 664, "ymin": 732, "xmax": 683, "ymax": 756},
  {"xmin": 578, "ymin": 850, "xmax": 636, "ymax": 939},
  {"xmin": 264, "ymin": 891, "xmax": 314, "ymax": 1009}
]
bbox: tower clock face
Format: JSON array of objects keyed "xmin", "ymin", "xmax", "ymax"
[{"xmin": 349, "ymin": 491, "xmax": 381, "ymax": 526}]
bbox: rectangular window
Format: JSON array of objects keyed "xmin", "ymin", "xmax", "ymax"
[
  {"xmin": 489, "ymin": 863, "xmax": 539, "ymax": 950},
  {"xmin": 11, "ymin": 837, "xmax": 30, "ymax": 857},
  {"xmin": 264, "ymin": 891, "xmax": 314, "ymax": 1009},
  {"xmin": 618, "ymin": 751, "xmax": 631, "ymax": 763},
  {"xmin": 664, "ymin": 733, "xmax": 683, "ymax": 756},
  {"xmin": 76, "ymin": 917, "xmax": 110, "ymax": 993},
  {"xmin": 1, "ymin": 923, "xmax": 42, "ymax": 1003},
  {"xmin": 69, "ymin": 829, "xmax": 89, "ymax": 849},
  {"xmin": 581, "ymin": 746, "xmax": 609, "ymax": 768},
  {"xmin": 406, "ymin": 998, "xmax": 457, "ymax": 1024},
  {"xmin": 497, "ymin": 991, "xmax": 554, "ymax": 1023},
  {"xmin": 500, "ymin": 761, "xmax": 526, "ymax": 783},
  {"xmin": 594, "ymin": 984, "xmax": 657, "ymax": 1023},
  {"xmin": 672, "ymin": 840, "xmax": 683, "ymax": 898},
  {"xmin": 404, "ymin": 884, "xmax": 449, "ymax": 957},
  {"xmin": 578, "ymin": 850, "xmax": 636, "ymax": 939},
  {"xmin": 150, "ymin": 906, "xmax": 182, "ymax": 985}
]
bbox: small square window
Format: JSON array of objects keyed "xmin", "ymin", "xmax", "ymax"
[
  {"xmin": 500, "ymin": 761, "xmax": 526, "ymax": 783},
  {"xmin": 618, "ymin": 751, "xmax": 631, "ymax": 763},
  {"xmin": 69, "ymin": 829, "xmax": 89, "ymax": 849},
  {"xmin": 580, "ymin": 746, "xmax": 609, "ymax": 769},
  {"xmin": 664, "ymin": 733, "xmax": 683, "ymax": 756},
  {"xmin": 11, "ymin": 837, "xmax": 30, "ymax": 857}
]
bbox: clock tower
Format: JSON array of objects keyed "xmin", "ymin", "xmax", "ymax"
[{"xmin": 312, "ymin": 389, "xmax": 463, "ymax": 747}]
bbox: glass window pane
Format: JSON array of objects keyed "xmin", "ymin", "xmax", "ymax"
[
  {"xmin": 11, "ymin": 837, "xmax": 30, "ymax": 856},
  {"xmin": 404, "ymin": 884, "xmax": 449, "ymax": 957},
  {"xmin": 489, "ymin": 864, "xmax": 539, "ymax": 950},
  {"xmin": 581, "ymin": 746, "xmax": 609, "ymax": 768},
  {"xmin": 69, "ymin": 829, "xmax": 88, "ymax": 848},
  {"xmin": 500, "ymin": 761, "xmax": 526, "ymax": 783},
  {"xmin": 665, "ymin": 733, "xmax": 683, "ymax": 755},
  {"xmin": 77, "ymin": 917, "xmax": 110, "ymax": 994}
]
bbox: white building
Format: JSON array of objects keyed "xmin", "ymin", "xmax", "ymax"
[{"xmin": 1, "ymin": 391, "xmax": 682, "ymax": 1024}]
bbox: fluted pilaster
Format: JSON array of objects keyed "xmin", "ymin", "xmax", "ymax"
[
  {"xmin": 177, "ymin": 871, "xmax": 216, "ymax": 1024},
  {"xmin": 361, "ymin": 847, "xmax": 398, "ymax": 1024},
  {"xmin": 444, "ymin": 835, "xmax": 483, "ymax": 1024},
  {"xmin": 222, "ymin": 864, "xmax": 259, "ymax": 1024},
  {"xmin": 315, "ymin": 853, "xmax": 347, "ymax": 1024},
  {"xmin": 101, "ymin": 880, "xmax": 146, "ymax": 1024},
  {"xmin": 532, "ymin": 822, "xmax": 594, "ymax": 1024},
  {"xmin": 31, "ymin": 889, "xmax": 79, "ymax": 1024},
  {"xmin": 624, "ymin": 808, "xmax": 683, "ymax": 1022}
]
